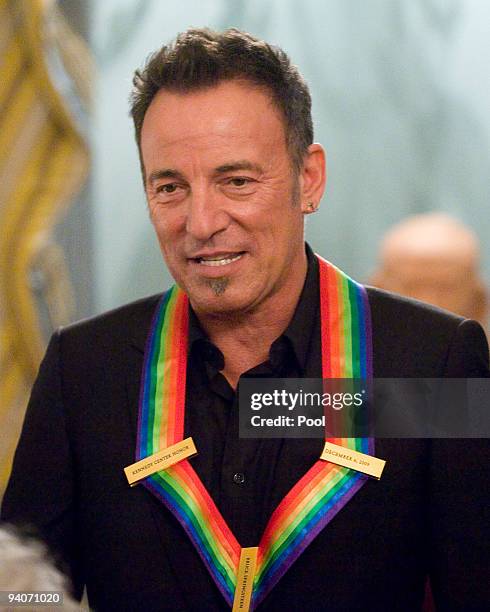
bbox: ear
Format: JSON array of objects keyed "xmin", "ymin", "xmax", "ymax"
[
  {"xmin": 299, "ymin": 144, "xmax": 327, "ymax": 214},
  {"xmin": 472, "ymin": 282, "xmax": 489, "ymax": 328}
]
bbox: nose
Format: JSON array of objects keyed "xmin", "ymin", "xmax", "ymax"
[{"xmin": 185, "ymin": 185, "xmax": 230, "ymax": 241}]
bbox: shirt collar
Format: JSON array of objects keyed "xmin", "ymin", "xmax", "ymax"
[{"xmin": 280, "ymin": 243, "xmax": 319, "ymax": 372}]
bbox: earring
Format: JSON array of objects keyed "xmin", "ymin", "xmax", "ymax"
[{"xmin": 307, "ymin": 201, "xmax": 316, "ymax": 211}]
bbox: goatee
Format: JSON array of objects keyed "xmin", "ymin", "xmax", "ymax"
[{"xmin": 207, "ymin": 278, "xmax": 229, "ymax": 296}]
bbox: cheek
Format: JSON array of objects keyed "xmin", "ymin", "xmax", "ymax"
[
  {"xmin": 151, "ymin": 219, "xmax": 169, "ymax": 250},
  {"xmin": 151, "ymin": 209, "xmax": 185, "ymax": 247},
  {"xmin": 239, "ymin": 188, "xmax": 297, "ymax": 230}
]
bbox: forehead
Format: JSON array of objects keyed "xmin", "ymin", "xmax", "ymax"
[{"xmin": 140, "ymin": 80, "xmax": 287, "ymax": 161}]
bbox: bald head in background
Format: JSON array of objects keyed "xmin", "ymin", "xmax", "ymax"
[{"xmin": 370, "ymin": 213, "xmax": 488, "ymax": 330}]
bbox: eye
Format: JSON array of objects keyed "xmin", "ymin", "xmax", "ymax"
[
  {"xmin": 228, "ymin": 177, "xmax": 250, "ymax": 187},
  {"xmin": 223, "ymin": 176, "xmax": 257, "ymax": 190},
  {"xmin": 156, "ymin": 183, "xmax": 179, "ymax": 194},
  {"xmin": 151, "ymin": 182, "xmax": 188, "ymax": 203},
  {"xmin": 220, "ymin": 175, "xmax": 257, "ymax": 198}
]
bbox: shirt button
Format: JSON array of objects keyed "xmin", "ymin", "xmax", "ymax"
[{"xmin": 233, "ymin": 472, "xmax": 245, "ymax": 484}]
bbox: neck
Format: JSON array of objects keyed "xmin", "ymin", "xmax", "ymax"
[{"xmin": 195, "ymin": 252, "xmax": 308, "ymax": 388}]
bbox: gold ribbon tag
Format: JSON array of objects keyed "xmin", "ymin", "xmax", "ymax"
[
  {"xmin": 320, "ymin": 441, "xmax": 386, "ymax": 479},
  {"xmin": 124, "ymin": 437, "xmax": 197, "ymax": 486},
  {"xmin": 232, "ymin": 547, "xmax": 259, "ymax": 612}
]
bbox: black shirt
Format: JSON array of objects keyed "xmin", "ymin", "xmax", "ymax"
[{"xmin": 184, "ymin": 245, "xmax": 324, "ymax": 546}]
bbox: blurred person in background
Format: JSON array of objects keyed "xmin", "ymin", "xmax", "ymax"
[
  {"xmin": 0, "ymin": 526, "xmax": 80, "ymax": 611},
  {"xmin": 370, "ymin": 212, "xmax": 488, "ymax": 333}
]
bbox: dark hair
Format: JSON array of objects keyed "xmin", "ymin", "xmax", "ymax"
[{"xmin": 130, "ymin": 28, "xmax": 313, "ymax": 174}]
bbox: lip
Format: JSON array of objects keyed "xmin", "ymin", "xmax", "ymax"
[
  {"xmin": 187, "ymin": 251, "xmax": 247, "ymax": 276},
  {"xmin": 188, "ymin": 250, "xmax": 246, "ymax": 260}
]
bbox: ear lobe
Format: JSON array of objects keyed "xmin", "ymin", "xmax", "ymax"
[
  {"xmin": 300, "ymin": 144, "xmax": 327, "ymax": 214},
  {"xmin": 301, "ymin": 201, "xmax": 318, "ymax": 215}
]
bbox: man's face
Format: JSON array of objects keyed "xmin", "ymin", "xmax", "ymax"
[{"xmin": 140, "ymin": 80, "xmax": 309, "ymax": 316}]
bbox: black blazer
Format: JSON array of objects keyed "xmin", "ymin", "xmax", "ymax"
[{"xmin": 2, "ymin": 287, "xmax": 490, "ymax": 611}]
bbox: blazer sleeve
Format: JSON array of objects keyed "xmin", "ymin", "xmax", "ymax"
[
  {"xmin": 0, "ymin": 330, "xmax": 84, "ymax": 599},
  {"xmin": 429, "ymin": 319, "xmax": 490, "ymax": 610}
]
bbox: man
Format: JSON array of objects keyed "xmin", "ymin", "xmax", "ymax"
[
  {"xmin": 369, "ymin": 212, "xmax": 488, "ymax": 332},
  {"xmin": 2, "ymin": 29, "xmax": 489, "ymax": 611}
]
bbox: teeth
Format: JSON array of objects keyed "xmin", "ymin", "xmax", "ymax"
[{"xmin": 198, "ymin": 253, "xmax": 243, "ymax": 266}]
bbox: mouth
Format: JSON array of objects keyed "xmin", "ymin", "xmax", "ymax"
[{"xmin": 191, "ymin": 252, "xmax": 246, "ymax": 267}]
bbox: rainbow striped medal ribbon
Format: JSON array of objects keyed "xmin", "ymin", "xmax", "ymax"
[{"xmin": 133, "ymin": 255, "xmax": 374, "ymax": 609}]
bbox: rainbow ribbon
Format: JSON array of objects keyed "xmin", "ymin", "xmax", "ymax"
[{"xmin": 136, "ymin": 255, "xmax": 373, "ymax": 608}]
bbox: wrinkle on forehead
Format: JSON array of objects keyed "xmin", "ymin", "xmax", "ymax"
[{"xmin": 140, "ymin": 81, "xmax": 287, "ymax": 156}]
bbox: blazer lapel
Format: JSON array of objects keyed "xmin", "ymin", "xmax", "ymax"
[
  {"xmin": 125, "ymin": 293, "xmax": 161, "ymax": 438},
  {"xmin": 123, "ymin": 294, "xmax": 225, "ymax": 608}
]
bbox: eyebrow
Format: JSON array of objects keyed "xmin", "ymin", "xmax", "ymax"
[
  {"xmin": 146, "ymin": 160, "xmax": 264, "ymax": 186},
  {"xmin": 214, "ymin": 161, "xmax": 264, "ymax": 175},
  {"xmin": 147, "ymin": 169, "xmax": 185, "ymax": 186}
]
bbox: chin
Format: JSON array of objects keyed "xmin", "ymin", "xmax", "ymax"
[
  {"xmin": 191, "ymin": 295, "xmax": 246, "ymax": 317},
  {"xmin": 187, "ymin": 284, "xmax": 256, "ymax": 317}
]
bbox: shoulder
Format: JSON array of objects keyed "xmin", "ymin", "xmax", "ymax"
[
  {"xmin": 366, "ymin": 285, "xmax": 463, "ymax": 334},
  {"xmin": 55, "ymin": 293, "xmax": 163, "ymax": 356},
  {"xmin": 365, "ymin": 286, "xmax": 489, "ymax": 377}
]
